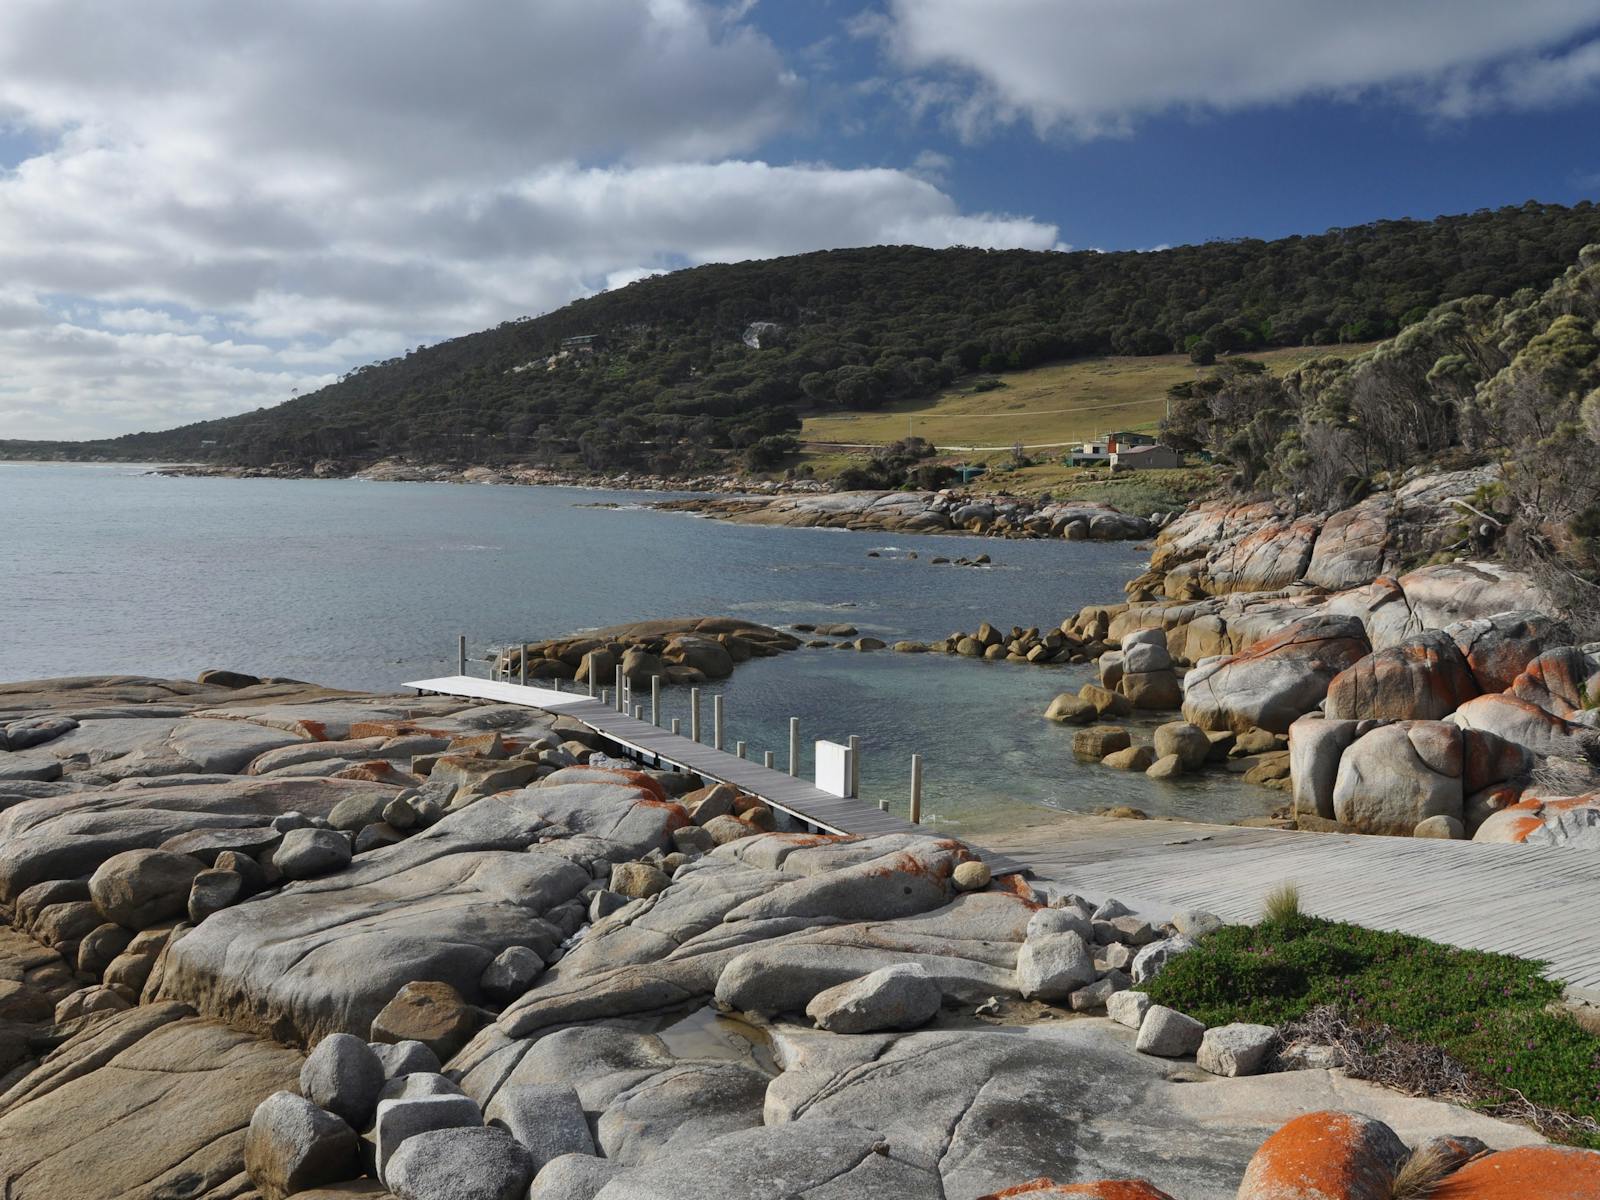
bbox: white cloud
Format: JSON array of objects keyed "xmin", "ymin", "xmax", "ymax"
[
  {"xmin": 909, "ymin": 149, "xmax": 954, "ymax": 185},
  {"xmin": 0, "ymin": 311, "xmax": 335, "ymax": 441},
  {"xmin": 0, "ymin": 0, "xmax": 1058, "ymax": 440},
  {"xmin": 96, "ymin": 307, "xmax": 219, "ymax": 335},
  {"xmin": 876, "ymin": 0, "xmax": 1600, "ymax": 139}
]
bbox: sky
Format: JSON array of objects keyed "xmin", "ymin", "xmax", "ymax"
[{"xmin": 3, "ymin": 1, "xmax": 1600, "ymax": 441}]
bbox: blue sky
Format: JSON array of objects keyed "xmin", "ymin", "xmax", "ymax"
[{"xmin": 2, "ymin": 0, "xmax": 1599, "ymax": 439}]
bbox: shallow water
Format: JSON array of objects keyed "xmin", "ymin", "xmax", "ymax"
[
  {"xmin": 0, "ymin": 462, "xmax": 1274, "ymax": 834},
  {"xmin": 654, "ymin": 1005, "xmax": 778, "ymax": 1075}
]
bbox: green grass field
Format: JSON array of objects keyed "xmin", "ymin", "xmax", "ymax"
[{"xmin": 799, "ymin": 344, "xmax": 1377, "ymax": 455}]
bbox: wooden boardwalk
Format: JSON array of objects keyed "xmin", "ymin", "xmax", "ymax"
[
  {"xmin": 405, "ymin": 675, "xmax": 1027, "ymax": 875},
  {"xmin": 986, "ymin": 814, "xmax": 1600, "ymax": 998}
]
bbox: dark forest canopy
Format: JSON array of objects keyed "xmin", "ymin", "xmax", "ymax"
[{"xmin": 7, "ymin": 199, "xmax": 1599, "ymax": 471}]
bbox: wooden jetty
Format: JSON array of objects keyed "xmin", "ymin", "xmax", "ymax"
[
  {"xmin": 404, "ymin": 674, "xmax": 1027, "ymax": 876},
  {"xmin": 408, "ymin": 669, "xmax": 1599, "ymax": 999}
]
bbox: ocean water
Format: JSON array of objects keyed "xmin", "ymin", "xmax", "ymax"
[{"xmin": 0, "ymin": 461, "xmax": 1273, "ymax": 834}]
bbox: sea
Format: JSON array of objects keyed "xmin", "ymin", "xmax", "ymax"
[{"xmin": 0, "ymin": 461, "xmax": 1273, "ymax": 835}]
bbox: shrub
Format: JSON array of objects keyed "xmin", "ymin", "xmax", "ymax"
[{"xmin": 1140, "ymin": 915, "xmax": 1599, "ymax": 1146}]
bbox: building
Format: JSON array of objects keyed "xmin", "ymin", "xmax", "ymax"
[
  {"xmin": 1064, "ymin": 430, "xmax": 1158, "ymax": 466},
  {"xmin": 1110, "ymin": 443, "xmax": 1183, "ymax": 470},
  {"xmin": 559, "ymin": 334, "xmax": 600, "ymax": 354},
  {"xmin": 1104, "ymin": 430, "xmax": 1156, "ymax": 448}
]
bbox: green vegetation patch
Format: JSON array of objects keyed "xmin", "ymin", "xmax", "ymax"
[
  {"xmin": 1142, "ymin": 912, "xmax": 1600, "ymax": 1145},
  {"xmin": 1050, "ymin": 467, "xmax": 1215, "ymax": 516}
]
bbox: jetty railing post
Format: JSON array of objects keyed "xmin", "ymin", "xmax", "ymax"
[
  {"xmin": 614, "ymin": 666, "xmax": 625, "ymax": 714},
  {"xmin": 457, "ymin": 634, "xmax": 466, "ymax": 676},
  {"xmin": 712, "ymin": 695, "xmax": 724, "ymax": 751},
  {"xmin": 736, "ymin": 740, "xmax": 747, "ymax": 759},
  {"xmin": 847, "ymin": 734, "xmax": 860, "ymax": 799},
  {"xmin": 651, "ymin": 676, "xmax": 661, "ymax": 726},
  {"xmin": 788, "ymin": 718, "xmax": 799, "ymax": 777},
  {"xmin": 585, "ymin": 652, "xmax": 598, "ymax": 698},
  {"xmin": 909, "ymin": 754, "xmax": 923, "ymax": 824},
  {"xmin": 763, "ymin": 750, "xmax": 774, "ymax": 769},
  {"xmin": 690, "ymin": 688, "xmax": 702, "ymax": 743},
  {"xmin": 671, "ymin": 718, "xmax": 682, "ymax": 736},
  {"xmin": 633, "ymin": 703, "xmax": 643, "ymax": 721},
  {"xmin": 519, "ymin": 645, "xmax": 528, "ymax": 687}
]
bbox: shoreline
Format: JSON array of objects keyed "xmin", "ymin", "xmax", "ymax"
[{"xmin": 67, "ymin": 455, "xmax": 1171, "ymax": 543}]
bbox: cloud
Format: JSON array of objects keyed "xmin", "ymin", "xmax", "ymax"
[
  {"xmin": 875, "ymin": 0, "xmax": 1600, "ymax": 139},
  {"xmin": 0, "ymin": 308, "xmax": 336, "ymax": 441},
  {"xmin": 0, "ymin": 0, "xmax": 1058, "ymax": 440},
  {"xmin": 908, "ymin": 149, "xmax": 954, "ymax": 185}
]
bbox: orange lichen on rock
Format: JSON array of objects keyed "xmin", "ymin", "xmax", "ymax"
[
  {"xmin": 547, "ymin": 764, "xmax": 670, "ymax": 804},
  {"xmin": 1237, "ymin": 1110, "xmax": 1407, "ymax": 1200},
  {"xmin": 978, "ymin": 1180, "xmax": 1177, "ymax": 1200},
  {"xmin": 994, "ymin": 872, "xmax": 1044, "ymax": 904},
  {"xmin": 633, "ymin": 797, "xmax": 692, "ymax": 831},
  {"xmin": 1474, "ymin": 791, "xmax": 1600, "ymax": 843},
  {"xmin": 331, "ymin": 760, "xmax": 417, "ymax": 786},
  {"xmin": 348, "ymin": 719, "xmax": 452, "ymax": 740},
  {"xmin": 864, "ymin": 848, "xmax": 957, "ymax": 885},
  {"xmin": 1429, "ymin": 1145, "xmax": 1600, "ymax": 1198}
]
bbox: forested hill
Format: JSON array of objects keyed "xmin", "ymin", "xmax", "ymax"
[{"xmin": 10, "ymin": 199, "xmax": 1600, "ymax": 470}]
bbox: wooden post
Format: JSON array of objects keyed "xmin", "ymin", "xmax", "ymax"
[
  {"xmin": 519, "ymin": 645, "xmax": 528, "ymax": 686},
  {"xmin": 585, "ymin": 652, "xmax": 598, "ymax": 698},
  {"xmin": 712, "ymin": 694, "xmax": 724, "ymax": 751},
  {"xmin": 788, "ymin": 717, "xmax": 799, "ymax": 777},
  {"xmin": 763, "ymin": 750, "xmax": 774, "ymax": 769},
  {"xmin": 690, "ymin": 688, "xmax": 701, "ymax": 743},
  {"xmin": 633, "ymin": 703, "xmax": 643, "ymax": 721},
  {"xmin": 671, "ymin": 718, "xmax": 682, "ymax": 736},
  {"xmin": 909, "ymin": 754, "xmax": 923, "ymax": 824},
  {"xmin": 457, "ymin": 634, "xmax": 466, "ymax": 676},
  {"xmin": 651, "ymin": 675, "xmax": 661, "ymax": 726},
  {"xmin": 614, "ymin": 665, "xmax": 625, "ymax": 714},
  {"xmin": 735, "ymin": 740, "xmax": 746, "ymax": 759},
  {"xmin": 847, "ymin": 734, "xmax": 860, "ymax": 799}
]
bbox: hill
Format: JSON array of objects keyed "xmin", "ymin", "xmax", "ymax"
[
  {"xmin": 798, "ymin": 343, "xmax": 1370, "ymax": 454},
  {"xmin": 4, "ymin": 199, "xmax": 1598, "ymax": 471},
  {"xmin": 1166, "ymin": 241, "xmax": 1600, "ymax": 618}
]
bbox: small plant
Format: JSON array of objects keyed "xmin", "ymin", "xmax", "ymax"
[
  {"xmin": 1262, "ymin": 882, "xmax": 1302, "ymax": 925},
  {"xmin": 1388, "ymin": 1142, "xmax": 1455, "ymax": 1199}
]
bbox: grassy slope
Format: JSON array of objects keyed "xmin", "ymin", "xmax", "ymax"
[{"xmin": 799, "ymin": 344, "xmax": 1376, "ymax": 454}]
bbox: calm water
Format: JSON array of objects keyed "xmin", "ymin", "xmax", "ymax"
[{"xmin": 0, "ymin": 462, "xmax": 1272, "ymax": 834}]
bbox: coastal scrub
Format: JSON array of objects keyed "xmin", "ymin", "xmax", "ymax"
[{"xmin": 1140, "ymin": 910, "xmax": 1600, "ymax": 1147}]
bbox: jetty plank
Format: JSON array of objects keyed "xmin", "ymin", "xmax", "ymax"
[
  {"xmin": 405, "ymin": 675, "xmax": 1027, "ymax": 875},
  {"xmin": 986, "ymin": 814, "xmax": 1600, "ymax": 997}
]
